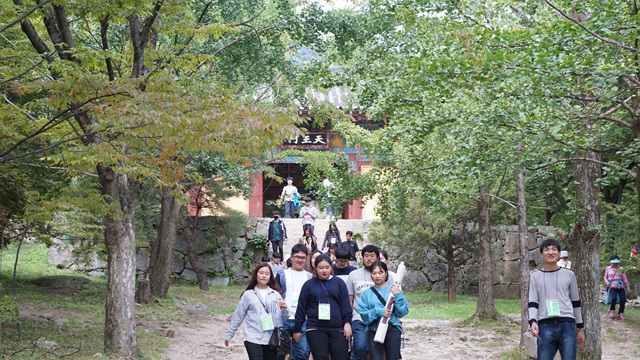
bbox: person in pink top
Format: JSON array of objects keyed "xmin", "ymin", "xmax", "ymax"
[{"xmin": 603, "ymin": 255, "xmax": 631, "ymax": 320}]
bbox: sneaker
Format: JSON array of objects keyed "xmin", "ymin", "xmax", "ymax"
[
  {"xmin": 609, "ymin": 310, "xmax": 615, "ymax": 318},
  {"xmin": 618, "ymin": 313, "xmax": 626, "ymax": 320}
]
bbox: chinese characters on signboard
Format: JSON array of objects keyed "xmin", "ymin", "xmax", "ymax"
[{"xmin": 282, "ymin": 133, "xmax": 330, "ymax": 149}]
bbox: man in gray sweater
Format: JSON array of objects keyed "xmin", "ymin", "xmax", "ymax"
[{"xmin": 528, "ymin": 238, "xmax": 585, "ymax": 360}]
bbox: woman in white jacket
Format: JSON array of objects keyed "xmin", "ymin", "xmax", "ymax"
[{"xmin": 225, "ymin": 263, "xmax": 289, "ymax": 360}]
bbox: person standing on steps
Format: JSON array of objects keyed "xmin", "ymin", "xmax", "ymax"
[
  {"xmin": 281, "ymin": 177, "xmax": 298, "ymax": 219},
  {"xmin": 604, "ymin": 255, "xmax": 631, "ymax": 320},
  {"xmin": 528, "ymin": 238, "xmax": 585, "ymax": 360},
  {"xmin": 300, "ymin": 197, "xmax": 318, "ymax": 233},
  {"xmin": 267, "ymin": 211, "xmax": 287, "ymax": 259},
  {"xmin": 225, "ymin": 263, "xmax": 288, "ymax": 360},
  {"xmin": 322, "ymin": 223, "xmax": 341, "ymax": 251},
  {"xmin": 343, "ymin": 231, "xmax": 360, "ymax": 266}
]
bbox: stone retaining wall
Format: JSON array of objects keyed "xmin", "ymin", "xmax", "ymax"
[{"xmin": 49, "ymin": 219, "xmax": 556, "ymax": 298}]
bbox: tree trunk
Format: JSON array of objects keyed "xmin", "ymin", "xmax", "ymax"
[
  {"xmin": 98, "ymin": 163, "xmax": 139, "ymax": 357},
  {"xmin": 476, "ymin": 185, "xmax": 498, "ymax": 318},
  {"xmin": 516, "ymin": 164, "xmax": 530, "ymax": 346},
  {"xmin": 562, "ymin": 149, "xmax": 602, "ymax": 360},
  {"xmin": 148, "ymin": 186, "xmax": 182, "ymax": 298},
  {"xmin": 447, "ymin": 242, "xmax": 456, "ymax": 302},
  {"xmin": 135, "ymin": 278, "xmax": 150, "ymax": 304},
  {"xmin": 182, "ymin": 215, "xmax": 209, "ymax": 291}
]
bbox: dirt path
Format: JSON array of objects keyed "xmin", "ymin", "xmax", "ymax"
[{"xmin": 162, "ymin": 310, "xmax": 639, "ymax": 360}]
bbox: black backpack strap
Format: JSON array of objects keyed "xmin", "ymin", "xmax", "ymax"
[{"xmin": 370, "ymin": 287, "xmax": 387, "ymax": 306}]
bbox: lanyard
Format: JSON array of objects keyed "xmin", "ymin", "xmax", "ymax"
[
  {"xmin": 317, "ymin": 278, "xmax": 330, "ymax": 303},
  {"xmin": 543, "ymin": 270, "xmax": 559, "ymax": 298},
  {"xmin": 253, "ymin": 289, "xmax": 270, "ymax": 314}
]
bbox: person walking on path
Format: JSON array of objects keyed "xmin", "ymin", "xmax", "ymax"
[
  {"xmin": 280, "ymin": 244, "xmax": 313, "ymax": 360},
  {"xmin": 267, "ymin": 211, "xmax": 287, "ymax": 258},
  {"xmin": 604, "ymin": 254, "xmax": 631, "ymax": 320},
  {"xmin": 528, "ymin": 238, "xmax": 585, "ymax": 360},
  {"xmin": 358, "ymin": 260, "xmax": 409, "ymax": 360},
  {"xmin": 300, "ymin": 197, "xmax": 318, "ymax": 233},
  {"xmin": 332, "ymin": 244, "xmax": 357, "ymax": 284},
  {"xmin": 347, "ymin": 245, "xmax": 395, "ymax": 360},
  {"xmin": 322, "ymin": 223, "xmax": 341, "ymax": 251},
  {"xmin": 294, "ymin": 254, "xmax": 352, "ymax": 360},
  {"xmin": 225, "ymin": 263, "xmax": 288, "ymax": 360},
  {"xmin": 281, "ymin": 177, "xmax": 298, "ymax": 218}
]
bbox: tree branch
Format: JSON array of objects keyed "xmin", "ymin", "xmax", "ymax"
[
  {"xmin": 0, "ymin": 0, "xmax": 54, "ymax": 34},
  {"xmin": 543, "ymin": 0, "xmax": 640, "ymax": 53},
  {"xmin": 524, "ymin": 158, "xmax": 636, "ymax": 178}
]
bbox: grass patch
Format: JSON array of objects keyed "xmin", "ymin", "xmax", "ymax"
[
  {"xmin": 404, "ymin": 290, "xmax": 521, "ymax": 320},
  {"xmin": 0, "ymin": 241, "xmax": 244, "ymax": 359}
]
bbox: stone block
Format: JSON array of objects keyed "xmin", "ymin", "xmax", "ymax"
[
  {"xmin": 48, "ymin": 239, "xmax": 74, "ymax": 269},
  {"xmin": 528, "ymin": 231, "xmax": 538, "ymax": 250},
  {"xmin": 136, "ymin": 247, "xmax": 150, "ymax": 271},
  {"xmin": 504, "ymin": 232, "xmax": 520, "ymax": 257},
  {"xmin": 529, "ymin": 250, "xmax": 543, "ymax": 268},
  {"xmin": 493, "ymin": 260, "xmax": 521, "ymax": 284},
  {"xmin": 173, "ymin": 253, "xmax": 185, "ymax": 274},
  {"xmin": 77, "ymin": 252, "xmax": 107, "ymax": 272},
  {"xmin": 538, "ymin": 226, "xmax": 556, "ymax": 236},
  {"xmin": 181, "ymin": 269, "xmax": 197, "ymax": 281},
  {"xmin": 507, "ymin": 225, "xmax": 519, "ymax": 232},
  {"xmin": 491, "ymin": 242, "xmax": 503, "ymax": 261},
  {"xmin": 231, "ymin": 261, "xmax": 251, "ymax": 282},
  {"xmin": 402, "ymin": 270, "xmax": 430, "ymax": 292}
]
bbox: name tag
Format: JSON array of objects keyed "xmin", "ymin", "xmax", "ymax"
[
  {"xmin": 261, "ymin": 315, "xmax": 274, "ymax": 331},
  {"xmin": 546, "ymin": 299, "xmax": 561, "ymax": 317},
  {"xmin": 318, "ymin": 303, "xmax": 331, "ymax": 320},
  {"xmin": 330, "ymin": 236, "xmax": 337, "ymax": 244}
]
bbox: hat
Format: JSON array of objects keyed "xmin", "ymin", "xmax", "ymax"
[
  {"xmin": 610, "ymin": 258, "xmax": 621, "ymax": 264},
  {"xmin": 560, "ymin": 251, "xmax": 569, "ymax": 258}
]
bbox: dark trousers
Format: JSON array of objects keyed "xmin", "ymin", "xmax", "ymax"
[
  {"xmin": 284, "ymin": 201, "xmax": 295, "ymax": 218},
  {"xmin": 244, "ymin": 341, "xmax": 277, "ymax": 360},
  {"xmin": 609, "ymin": 287, "xmax": 627, "ymax": 313},
  {"xmin": 368, "ymin": 325, "xmax": 402, "ymax": 360},
  {"xmin": 271, "ymin": 240, "xmax": 283, "ymax": 258},
  {"xmin": 306, "ymin": 329, "xmax": 349, "ymax": 360}
]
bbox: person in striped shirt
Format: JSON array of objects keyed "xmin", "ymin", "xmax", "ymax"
[{"xmin": 528, "ymin": 238, "xmax": 585, "ymax": 360}]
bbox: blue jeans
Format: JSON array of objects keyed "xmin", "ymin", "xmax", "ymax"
[
  {"xmin": 280, "ymin": 319, "xmax": 310, "ymax": 360},
  {"xmin": 284, "ymin": 201, "xmax": 295, "ymax": 218},
  {"xmin": 537, "ymin": 321, "xmax": 577, "ymax": 360},
  {"xmin": 368, "ymin": 325, "xmax": 401, "ymax": 360},
  {"xmin": 352, "ymin": 320, "xmax": 369, "ymax": 360}
]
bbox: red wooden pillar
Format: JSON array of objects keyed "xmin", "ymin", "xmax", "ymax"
[
  {"xmin": 249, "ymin": 172, "xmax": 264, "ymax": 218},
  {"xmin": 344, "ymin": 199, "xmax": 363, "ymax": 219}
]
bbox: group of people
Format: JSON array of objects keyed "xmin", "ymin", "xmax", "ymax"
[
  {"xmin": 225, "ymin": 240, "xmax": 408, "ymax": 360},
  {"xmin": 528, "ymin": 238, "xmax": 632, "ymax": 360}
]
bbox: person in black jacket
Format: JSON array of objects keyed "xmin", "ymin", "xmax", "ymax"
[
  {"xmin": 293, "ymin": 254, "xmax": 352, "ymax": 360},
  {"xmin": 267, "ymin": 211, "xmax": 287, "ymax": 257}
]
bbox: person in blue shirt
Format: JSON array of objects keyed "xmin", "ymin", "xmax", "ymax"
[
  {"xmin": 358, "ymin": 261, "xmax": 409, "ymax": 360},
  {"xmin": 293, "ymin": 254, "xmax": 352, "ymax": 360}
]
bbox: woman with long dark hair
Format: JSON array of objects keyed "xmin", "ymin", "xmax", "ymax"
[
  {"xmin": 225, "ymin": 263, "xmax": 288, "ymax": 360},
  {"xmin": 358, "ymin": 260, "xmax": 409, "ymax": 360},
  {"xmin": 322, "ymin": 223, "xmax": 341, "ymax": 250},
  {"xmin": 305, "ymin": 249, "xmax": 323, "ymax": 273},
  {"xmin": 300, "ymin": 226, "xmax": 318, "ymax": 252},
  {"xmin": 294, "ymin": 254, "xmax": 352, "ymax": 360}
]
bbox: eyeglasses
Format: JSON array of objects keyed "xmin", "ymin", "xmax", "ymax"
[{"xmin": 293, "ymin": 255, "xmax": 307, "ymax": 261}]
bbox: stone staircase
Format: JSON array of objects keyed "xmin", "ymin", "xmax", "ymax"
[{"xmin": 254, "ymin": 218, "xmax": 375, "ymax": 259}]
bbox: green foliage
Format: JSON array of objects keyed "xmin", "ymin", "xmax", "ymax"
[
  {"xmin": 248, "ymin": 233, "xmax": 269, "ymax": 250},
  {"xmin": 240, "ymin": 255, "xmax": 254, "ymax": 271}
]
